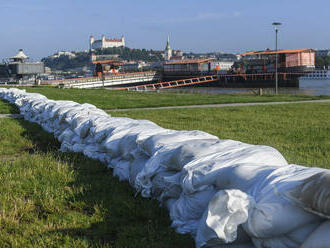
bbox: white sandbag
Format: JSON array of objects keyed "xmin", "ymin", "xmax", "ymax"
[
  {"xmin": 102, "ymin": 122, "xmax": 142, "ymax": 157},
  {"xmin": 196, "ymin": 189, "xmax": 253, "ymax": 248},
  {"xmin": 103, "ymin": 121, "xmax": 162, "ymax": 159},
  {"xmin": 244, "ymin": 197, "xmax": 320, "ymax": 239},
  {"xmin": 83, "ymin": 144, "xmax": 106, "ymax": 157},
  {"xmin": 113, "ymin": 159, "xmax": 131, "ymax": 181},
  {"xmin": 136, "ymin": 140, "xmax": 248, "ymax": 198},
  {"xmin": 70, "ymin": 143, "xmax": 85, "ymax": 153},
  {"xmin": 158, "ymin": 172, "xmax": 182, "ymax": 202},
  {"xmin": 170, "ymin": 186, "xmax": 217, "ymax": 235},
  {"xmin": 282, "ymin": 171, "xmax": 330, "ymax": 218},
  {"xmin": 151, "ymin": 170, "xmax": 178, "ymax": 199},
  {"xmin": 48, "ymin": 101, "xmax": 78, "ymax": 119},
  {"xmin": 251, "ymin": 222, "xmax": 321, "ymax": 248},
  {"xmin": 58, "ymin": 128, "xmax": 75, "ymax": 143},
  {"xmin": 128, "ymin": 150, "xmax": 149, "ymax": 186},
  {"xmin": 300, "ymin": 221, "xmax": 330, "ymax": 248},
  {"xmin": 135, "ymin": 146, "xmax": 174, "ymax": 197},
  {"xmin": 139, "ymin": 130, "xmax": 218, "ymax": 156},
  {"xmin": 88, "ymin": 117, "xmax": 121, "ymax": 143},
  {"xmin": 181, "ymin": 144, "xmax": 287, "ymax": 194}
]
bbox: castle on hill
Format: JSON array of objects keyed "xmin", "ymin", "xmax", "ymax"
[{"xmin": 89, "ymin": 34, "xmax": 125, "ymax": 50}]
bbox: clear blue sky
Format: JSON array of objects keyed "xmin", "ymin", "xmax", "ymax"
[{"xmin": 1, "ymin": 0, "xmax": 329, "ymax": 60}]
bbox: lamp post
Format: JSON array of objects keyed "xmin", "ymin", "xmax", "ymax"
[{"xmin": 272, "ymin": 22, "xmax": 282, "ymax": 95}]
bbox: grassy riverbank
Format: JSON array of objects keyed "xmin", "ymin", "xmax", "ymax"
[
  {"xmin": 7, "ymin": 87, "xmax": 330, "ymax": 110},
  {"xmin": 0, "ymin": 89, "xmax": 329, "ymax": 247}
]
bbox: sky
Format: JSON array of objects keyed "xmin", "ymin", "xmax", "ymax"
[{"xmin": 0, "ymin": 0, "xmax": 330, "ymax": 60}]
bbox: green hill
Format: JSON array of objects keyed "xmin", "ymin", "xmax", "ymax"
[
  {"xmin": 41, "ymin": 52, "xmax": 91, "ymax": 71},
  {"xmin": 42, "ymin": 47, "xmax": 164, "ymax": 71}
]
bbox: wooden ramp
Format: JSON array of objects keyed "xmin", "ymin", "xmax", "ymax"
[{"xmin": 116, "ymin": 75, "xmax": 219, "ymax": 91}]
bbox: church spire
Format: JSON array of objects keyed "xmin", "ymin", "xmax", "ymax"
[
  {"xmin": 164, "ymin": 35, "xmax": 172, "ymax": 61},
  {"xmin": 165, "ymin": 35, "xmax": 171, "ymax": 50}
]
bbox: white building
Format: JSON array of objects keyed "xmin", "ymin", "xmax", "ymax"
[
  {"xmin": 173, "ymin": 50, "xmax": 183, "ymax": 57},
  {"xmin": 210, "ymin": 61, "xmax": 234, "ymax": 72},
  {"xmin": 51, "ymin": 51, "xmax": 76, "ymax": 59},
  {"xmin": 90, "ymin": 34, "xmax": 125, "ymax": 50}
]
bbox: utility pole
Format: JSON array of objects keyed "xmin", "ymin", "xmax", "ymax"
[{"xmin": 272, "ymin": 22, "xmax": 282, "ymax": 95}]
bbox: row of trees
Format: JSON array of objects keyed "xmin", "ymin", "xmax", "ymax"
[
  {"xmin": 93, "ymin": 47, "xmax": 163, "ymax": 62},
  {"xmin": 42, "ymin": 52, "xmax": 91, "ymax": 71}
]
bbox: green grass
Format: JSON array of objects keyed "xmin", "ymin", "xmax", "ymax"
[
  {"xmin": 0, "ymin": 118, "xmax": 194, "ymax": 247},
  {"xmin": 11, "ymin": 86, "xmax": 330, "ymax": 110},
  {"xmin": 0, "ymin": 89, "xmax": 329, "ymax": 247},
  {"xmin": 110, "ymin": 102, "xmax": 330, "ymax": 169},
  {"xmin": 0, "ymin": 100, "xmax": 19, "ymax": 114}
]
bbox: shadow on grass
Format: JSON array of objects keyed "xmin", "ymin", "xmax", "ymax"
[
  {"xmin": 17, "ymin": 119, "xmax": 194, "ymax": 248},
  {"xmin": 0, "ymin": 99, "xmax": 20, "ymax": 114}
]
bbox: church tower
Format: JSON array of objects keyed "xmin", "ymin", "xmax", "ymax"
[{"xmin": 165, "ymin": 35, "xmax": 172, "ymax": 61}]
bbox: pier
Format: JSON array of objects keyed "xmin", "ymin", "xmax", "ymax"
[
  {"xmin": 114, "ymin": 72, "xmax": 306, "ymax": 91},
  {"xmin": 42, "ymin": 71, "xmax": 161, "ymax": 88}
]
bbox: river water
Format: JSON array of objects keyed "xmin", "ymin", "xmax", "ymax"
[{"xmin": 164, "ymin": 79, "xmax": 330, "ymax": 96}]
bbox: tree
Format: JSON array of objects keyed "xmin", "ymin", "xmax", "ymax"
[{"xmin": 315, "ymin": 56, "xmax": 330, "ymax": 69}]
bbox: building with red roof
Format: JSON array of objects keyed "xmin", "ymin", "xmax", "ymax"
[{"xmin": 237, "ymin": 48, "xmax": 315, "ymax": 73}]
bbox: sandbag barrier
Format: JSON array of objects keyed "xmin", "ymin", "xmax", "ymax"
[{"xmin": 0, "ymin": 87, "xmax": 329, "ymax": 248}]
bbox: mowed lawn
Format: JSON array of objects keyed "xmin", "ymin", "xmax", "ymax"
[
  {"xmin": 0, "ymin": 90, "xmax": 329, "ymax": 247},
  {"xmin": 14, "ymin": 87, "xmax": 330, "ymax": 110}
]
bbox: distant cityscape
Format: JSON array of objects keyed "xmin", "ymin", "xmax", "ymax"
[
  {"xmin": 1, "ymin": 33, "xmax": 330, "ymax": 84},
  {"xmin": 45, "ymin": 34, "xmax": 330, "ymax": 75}
]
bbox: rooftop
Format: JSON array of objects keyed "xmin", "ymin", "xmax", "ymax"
[
  {"xmin": 164, "ymin": 58, "xmax": 215, "ymax": 65},
  {"xmin": 92, "ymin": 60, "xmax": 124, "ymax": 65},
  {"xmin": 105, "ymin": 38, "xmax": 122, "ymax": 42},
  {"xmin": 10, "ymin": 49, "xmax": 29, "ymax": 60},
  {"xmin": 240, "ymin": 49, "xmax": 315, "ymax": 56}
]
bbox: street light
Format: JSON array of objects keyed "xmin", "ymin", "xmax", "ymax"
[{"xmin": 272, "ymin": 22, "xmax": 282, "ymax": 95}]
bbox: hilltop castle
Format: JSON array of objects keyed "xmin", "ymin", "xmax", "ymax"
[{"xmin": 89, "ymin": 34, "xmax": 125, "ymax": 50}]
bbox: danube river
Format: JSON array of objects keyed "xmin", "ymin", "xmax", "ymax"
[
  {"xmin": 165, "ymin": 79, "xmax": 330, "ymax": 96},
  {"xmin": 299, "ymin": 79, "xmax": 330, "ymax": 95}
]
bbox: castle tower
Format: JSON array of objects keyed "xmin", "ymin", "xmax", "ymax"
[
  {"xmin": 101, "ymin": 34, "xmax": 106, "ymax": 48},
  {"xmin": 121, "ymin": 35, "xmax": 125, "ymax": 47},
  {"xmin": 89, "ymin": 35, "xmax": 94, "ymax": 50},
  {"xmin": 165, "ymin": 35, "xmax": 172, "ymax": 61}
]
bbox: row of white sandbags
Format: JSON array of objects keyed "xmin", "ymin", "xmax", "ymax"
[{"xmin": 1, "ymin": 87, "xmax": 329, "ymax": 248}]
